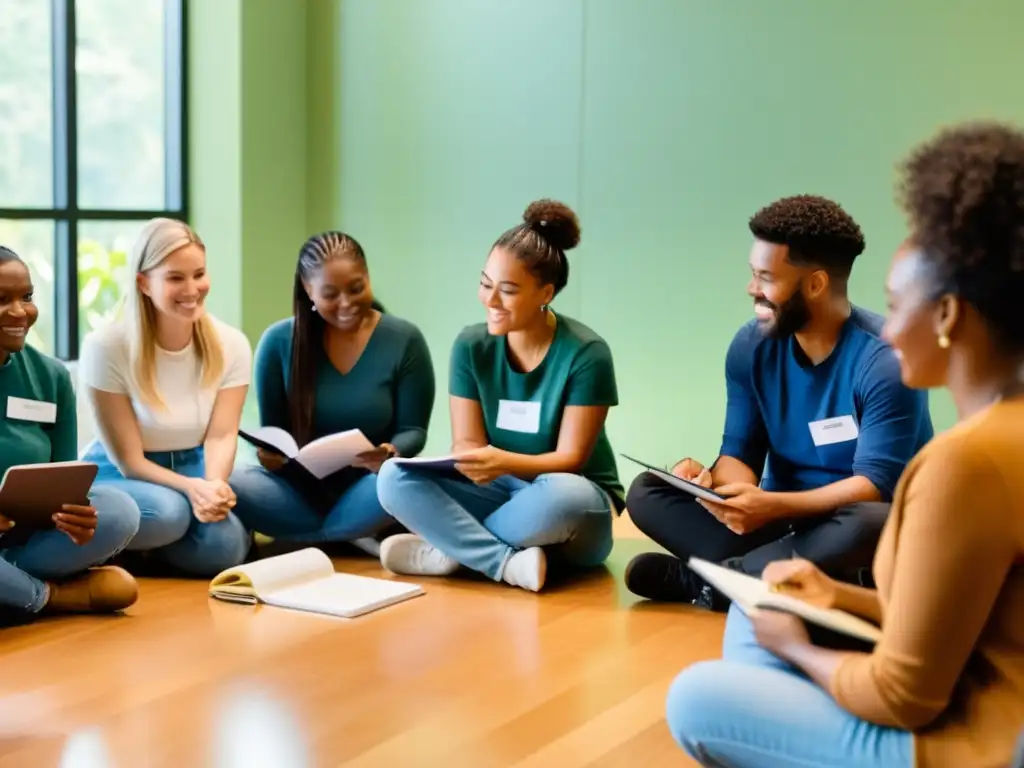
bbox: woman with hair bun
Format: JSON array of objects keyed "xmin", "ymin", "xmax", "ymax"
[{"xmin": 376, "ymin": 199, "xmax": 622, "ymax": 592}]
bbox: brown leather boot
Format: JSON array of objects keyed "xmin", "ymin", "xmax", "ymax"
[{"xmin": 44, "ymin": 566, "xmax": 139, "ymax": 613}]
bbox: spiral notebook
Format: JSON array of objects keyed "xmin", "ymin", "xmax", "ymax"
[{"xmin": 209, "ymin": 548, "xmax": 424, "ymax": 618}]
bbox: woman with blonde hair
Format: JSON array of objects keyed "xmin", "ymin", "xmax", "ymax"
[{"xmin": 78, "ymin": 217, "xmax": 253, "ymax": 577}]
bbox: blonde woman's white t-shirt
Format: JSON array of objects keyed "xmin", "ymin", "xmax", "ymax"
[{"xmin": 78, "ymin": 316, "xmax": 253, "ymax": 452}]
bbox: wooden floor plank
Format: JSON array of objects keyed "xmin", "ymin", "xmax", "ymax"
[{"xmin": 0, "ymin": 532, "xmax": 717, "ymax": 767}]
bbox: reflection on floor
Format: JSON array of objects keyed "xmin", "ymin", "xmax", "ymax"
[{"xmin": 0, "ymin": 520, "xmax": 721, "ymax": 767}]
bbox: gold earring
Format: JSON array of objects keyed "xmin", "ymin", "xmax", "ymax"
[{"xmin": 938, "ymin": 334, "xmax": 950, "ymax": 349}]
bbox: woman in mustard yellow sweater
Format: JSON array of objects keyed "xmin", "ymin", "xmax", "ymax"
[{"xmin": 666, "ymin": 121, "xmax": 1024, "ymax": 767}]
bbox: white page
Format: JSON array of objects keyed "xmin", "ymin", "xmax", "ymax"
[
  {"xmin": 295, "ymin": 429, "xmax": 375, "ymax": 479},
  {"xmin": 688, "ymin": 558, "xmax": 882, "ymax": 644},
  {"xmin": 264, "ymin": 573, "xmax": 424, "ymax": 618},
  {"xmin": 243, "ymin": 426, "xmax": 299, "ymax": 459},
  {"xmin": 687, "ymin": 558, "xmax": 769, "ymax": 612},
  {"xmin": 227, "ymin": 547, "xmax": 335, "ymax": 595}
]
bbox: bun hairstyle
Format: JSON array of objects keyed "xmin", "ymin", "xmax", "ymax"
[{"xmin": 493, "ymin": 198, "xmax": 581, "ymax": 296}]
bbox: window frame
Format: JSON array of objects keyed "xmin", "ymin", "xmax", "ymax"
[{"xmin": 0, "ymin": 0, "xmax": 188, "ymax": 361}]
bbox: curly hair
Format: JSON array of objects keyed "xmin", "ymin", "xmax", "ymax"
[
  {"xmin": 493, "ymin": 199, "xmax": 581, "ymax": 296},
  {"xmin": 898, "ymin": 121, "xmax": 1024, "ymax": 353},
  {"xmin": 748, "ymin": 195, "xmax": 866, "ymax": 286}
]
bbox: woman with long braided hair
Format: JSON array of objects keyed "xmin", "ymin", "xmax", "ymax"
[{"xmin": 229, "ymin": 232, "xmax": 435, "ymax": 553}]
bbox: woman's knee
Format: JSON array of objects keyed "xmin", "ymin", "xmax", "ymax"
[
  {"xmin": 228, "ymin": 464, "xmax": 271, "ymax": 500},
  {"xmin": 665, "ymin": 661, "xmax": 741, "ymax": 753},
  {"xmin": 375, "ymin": 460, "xmax": 416, "ymax": 514},
  {"xmin": 86, "ymin": 486, "xmax": 141, "ymax": 552},
  {"xmin": 534, "ymin": 474, "xmax": 609, "ymax": 514},
  {"xmin": 111, "ymin": 481, "xmax": 192, "ymax": 548},
  {"xmin": 182, "ymin": 514, "xmax": 250, "ymax": 576}
]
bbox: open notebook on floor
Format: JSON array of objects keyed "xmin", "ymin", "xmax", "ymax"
[
  {"xmin": 209, "ymin": 548, "xmax": 424, "ymax": 618},
  {"xmin": 688, "ymin": 557, "xmax": 882, "ymax": 645}
]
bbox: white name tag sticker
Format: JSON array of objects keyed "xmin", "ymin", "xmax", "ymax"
[
  {"xmin": 7, "ymin": 396, "xmax": 57, "ymax": 424},
  {"xmin": 496, "ymin": 399, "xmax": 541, "ymax": 434},
  {"xmin": 808, "ymin": 415, "xmax": 859, "ymax": 447}
]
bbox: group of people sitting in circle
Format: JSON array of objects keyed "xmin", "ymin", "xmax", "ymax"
[{"xmin": 1, "ymin": 119, "xmax": 1022, "ymax": 767}]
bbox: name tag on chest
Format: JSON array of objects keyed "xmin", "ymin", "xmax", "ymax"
[
  {"xmin": 808, "ymin": 415, "xmax": 859, "ymax": 446},
  {"xmin": 496, "ymin": 399, "xmax": 541, "ymax": 434},
  {"xmin": 7, "ymin": 396, "xmax": 57, "ymax": 424}
]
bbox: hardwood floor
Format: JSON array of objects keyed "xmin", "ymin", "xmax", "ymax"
[{"xmin": 0, "ymin": 523, "xmax": 722, "ymax": 767}]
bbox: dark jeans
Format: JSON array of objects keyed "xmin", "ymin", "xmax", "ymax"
[{"xmin": 626, "ymin": 473, "xmax": 889, "ymax": 581}]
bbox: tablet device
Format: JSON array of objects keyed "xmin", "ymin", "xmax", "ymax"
[
  {"xmin": 619, "ymin": 453, "xmax": 727, "ymax": 503},
  {"xmin": 0, "ymin": 461, "xmax": 99, "ymax": 529}
]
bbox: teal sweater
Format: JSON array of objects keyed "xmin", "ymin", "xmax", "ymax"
[
  {"xmin": 254, "ymin": 313, "xmax": 436, "ymax": 458},
  {"xmin": 0, "ymin": 345, "xmax": 77, "ymax": 476}
]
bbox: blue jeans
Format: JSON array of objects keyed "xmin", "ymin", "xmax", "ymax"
[
  {"xmin": 665, "ymin": 604, "xmax": 914, "ymax": 767},
  {"xmin": 0, "ymin": 485, "xmax": 140, "ymax": 613},
  {"xmin": 83, "ymin": 442, "xmax": 250, "ymax": 578},
  {"xmin": 228, "ymin": 465, "xmax": 393, "ymax": 543},
  {"xmin": 375, "ymin": 462, "xmax": 614, "ymax": 580}
]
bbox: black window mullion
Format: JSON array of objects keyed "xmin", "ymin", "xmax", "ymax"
[
  {"xmin": 51, "ymin": 0, "xmax": 78, "ymax": 360},
  {"xmin": 165, "ymin": 0, "xmax": 187, "ymax": 216}
]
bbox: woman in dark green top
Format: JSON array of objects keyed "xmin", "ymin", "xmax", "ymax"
[
  {"xmin": 376, "ymin": 200, "xmax": 621, "ymax": 592},
  {"xmin": 229, "ymin": 232, "xmax": 435, "ymax": 552},
  {"xmin": 0, "ymin": 246, "xmax": 139, "ymax": 620}
]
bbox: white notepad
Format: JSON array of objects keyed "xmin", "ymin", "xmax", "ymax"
[
  {"xmin": 688, "ymin": 557, "xmax": 882, "ymax": 645},
  {"xmin": 209, "ymin": 548, "xmax": 424, "ymax": 618}
]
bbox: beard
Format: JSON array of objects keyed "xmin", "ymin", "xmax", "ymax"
[{"xmin": 756, "ymin": 286, "xmax": 811, "ymax": 339}]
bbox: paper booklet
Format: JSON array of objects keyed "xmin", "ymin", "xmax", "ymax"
[
  {"xmin": 209, "ymin": 547, "xmax": 424, "ymax": 619},
  {"xmin": 239, "ymin": 426, "xmax": 375, "ymax": 479},
  {"xmin": 687, "ymin": 557, "xmax": 882, "ymax": 645},
  {"xmin": 388, "ymin": 455, "xmax": 459, "ymax": 471}
]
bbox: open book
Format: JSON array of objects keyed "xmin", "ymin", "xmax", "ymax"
[
  {"xmin": 239, "ymin": 426, "xmax": 375, "ymax": 479},
  {"xmin": 688, "ymin": 557, "xmax": 882, "ymax": 645},
  {"xmin": 209, "ymin": 547, "xmax": 424, "ymax": 618}
]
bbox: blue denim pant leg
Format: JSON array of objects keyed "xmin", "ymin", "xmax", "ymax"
[
  {"xmin": 229, "ymin": 465, "xmax": 393, "ymax": 543},
  {"xmin": 84, "ymin": 443, "xmax": 249, "ymax": 578},
  {"xmin": 0, "ymin": 485, "xmax": 140, "ymax": 613},
  {"xmin": 664, "ymin": 605, "xmax": 914, "ymax": 768},
  {"xmin": 376, "ymin": 462, "xmax": 614, "ymax": 581}
]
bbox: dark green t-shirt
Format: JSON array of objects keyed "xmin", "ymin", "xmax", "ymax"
[
  {"xmin": 449, "ymin": 314, "xmax": 623, "ymax": 508},
  {"xmin": 0, "ymin": 345, "xmax": 77, "ymax": 476}
]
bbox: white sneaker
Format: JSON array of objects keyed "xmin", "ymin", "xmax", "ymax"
[
  {"xmin": 502, "ymin": 547, "xmax": 547, "ymax": 592},
  {"xmin": 350, "ymin": 537, "xmax": 381, "ymax": 558},
  {"xmin": 380, "ymin": 534, "xmax": 459, "ymax": 576}
]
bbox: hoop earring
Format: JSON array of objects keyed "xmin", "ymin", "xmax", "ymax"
[{"xmin": 938, "ymin": 334, "xmax": 950, "ymax": 349}]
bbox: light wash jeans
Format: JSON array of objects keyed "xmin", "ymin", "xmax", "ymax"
[
  {"xmin": 375, "ymin": 461, "xmax": 614, "ymax": 581},
  {"xmin": 0, "ymin": 485, "xmax": 140, "ymax": 613},
  {"xmin": 228, "ymin": 465, "xmax": 393, "ymax": 543},
  {"xmin": 666, "ymin": 604, "xmax": 914, "ymax": 767},
  {"xmin": 82, "ymin": 441, "xmax": 250, "ymax": 578}
]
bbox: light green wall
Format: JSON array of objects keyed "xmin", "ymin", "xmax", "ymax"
[
  {"xmin": 192, "ymin": 1, "xmax": 1024, "ymax": 477},
  {"xmin": 187, "ymin": 0, "xmax": 242, "ymax": 326},
  {"xmin": 188, "ymin": 0, "xmax": 307, "ymax": 342},
  {"xmin": 303, "ymin": 0, "xmax": 1024, "ymax": 480}
]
